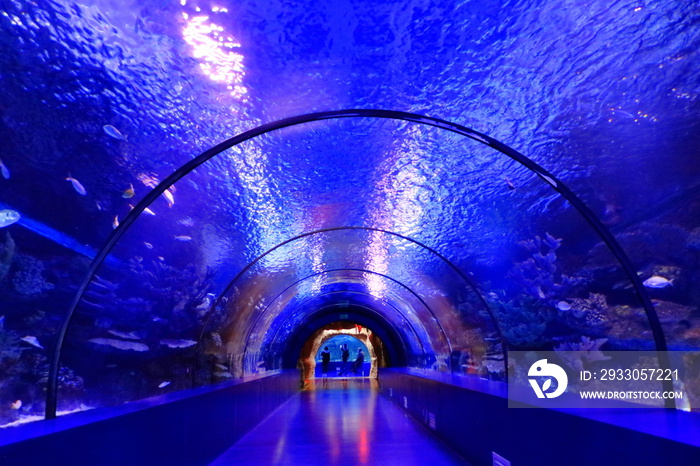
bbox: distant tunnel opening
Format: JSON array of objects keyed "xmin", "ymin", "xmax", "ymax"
[
  {"xmin": 281, "ymin": 305, "xmax": 405, "ymax": 374},
  {"xmin": 298, "ymin": 321, "xmax": 386, "ymax": 381},
  {"xmin": 314, "ymin": 334, "xmax": 371, "ymax": 377}
]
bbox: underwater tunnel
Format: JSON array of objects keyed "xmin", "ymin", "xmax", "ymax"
[{"xmin": 1, "ymin": 1, "xmax": 700, "ymax": 465}]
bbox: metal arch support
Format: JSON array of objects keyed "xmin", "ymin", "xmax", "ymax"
[
  {"xmin": 200, "ymin": 226, "xmax": 506, "ymax": 379},
  {"xmin": 47, "ymin": 109, "xmax": 671, "ymax": 418},
  {"xmin": 240, "ymin": 268, "xmax": 432, "ymax": 360},
  {"xmin": 259, "ymin": 288, "xmax": 427, "ymax": 360}
]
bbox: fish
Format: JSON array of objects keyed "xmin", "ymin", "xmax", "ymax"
[
  {"xmin": 162, "ymin": 188, "xmax": 175, "ymax": 207},
  {"xmin": 613, "ymin": 109, "xmax": 635, "ymax": 119},
  {"xmin": 488, "ymin": 292, "xmax": 498, "ymax": 299},
  {"xmin": 11, "ymin": 400, "xmax": 21, "ymax": 410},
  {"xmin": 92, "ymin": 275, "xmax": 118, "ymax": 290},
  {"xmin": 144, "ymin": 242, "xmax": 153, "ymax": 249},
  {"xmin": 108, "ymin": 329, "xmax": 141, "ymax": 340},
  {"xmin": 0, "ymin": 158, "xmax": 10, "ymax": 179},
  {"xmin": 536, "ymin": 286, "xmax": 546, "ymax": 299},
  {"xmin": 215, "ymin": 364, "xmax": 228, "ymax": 371},
  {"xmin": 158, "ymin": 381, "xmax": 171, "ymax": 388},
  {"xmin": 128, "ymin": 204, "xmax": 156, "ymax": 216},
  {"xmin": 174, "ymin": 235, "xmax": 192, "ymax": 241},
  {"xmin": 88, "ymin": 338, "xmax": 149, "ymax": 352},
  {"xmin": 557, "ymin": 301, "xmax": 571, "ymax": 311},
  {"xmin": 0, "ymin": 209, "xmax": 20, "ymax": 228},
  {"xmin": 66, "ymin": 175, "xmax": 87, "ymax": 195},
  {"xmin": 122, "ymin": 183, "xmax": 135, "ymax": 198},
  {"xmin": 137, "ymin": 172, "xmax": 160, "ymax": 188},
  {"xmin": 112, "ymin": 215, "xmax": 119, "ymax": 229},
  {"xmin": 81, "ymin": 297, "xmax": 105, "ymax": 309},
  {"xmin": 505, "ymin": 177, "xmax": 515, "ymax": 190},
  {"xmin": 643, "ymin": 275, "xmax": 673, "ymax": 288},
  {"xmin": 160, "ymin": 338, "xmax": 197, "ymax": 348},
  {"xmin": 20, "ymin": 336, "xmax": 44, "ymax": 349},
  {"xmin": 103, "ymin": 124, "xmax": 127, "ymax": 140}
]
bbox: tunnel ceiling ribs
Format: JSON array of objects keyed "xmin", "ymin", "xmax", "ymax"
[
  {"xmin": 197, "ymin": 225, "xmax": 504, "ymax": 386},
  {"xmin": 263, "ymin": 293, "xmax": 418, "ymax": 365},
  {"xmin": 240, "ymin": 270, "xmax": 430, "ymax": 358},
  {"xmin": 47, "ymin": 109, "xmax": 670, "ymax": 418}
]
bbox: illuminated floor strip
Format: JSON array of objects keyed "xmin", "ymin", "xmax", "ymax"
[{"xmin": 211, "ymin": 379, "xmax": 469, "ymax": 465}]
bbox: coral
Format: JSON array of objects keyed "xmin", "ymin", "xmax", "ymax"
[
  {"xmin": 0, "ymin": 231, "xmax": 15, "ymax": 282},
  {"xmin": 11, "ymin": 254, "xmax": 54, "ymax": 297},
  {"xmin": 37, "ymin": 362, "xmax": 84, "ymax": 409},
  {"xmin": 610, "ymin": 304, "xmax": 643, "ymax": 319},
  {"xmin": 509, "ymin": 233, "xmax": 584, "ymax": 302},
  {"xmin": 555, "ymin": 336, "xmax": 610, "ymax": 371},
  {"xmin": 557, "ymin": 293, "xmax": 611, "ymax": 334},
  {"xmin": 22, "ymin": 310, "xmax": 46, "ymax": 327},
  {"xmin": 683, "ymin": 353, "xmax": 700, "ymax": 412},
  {"xmin": 0, "ymin": 326, "xmax": 25, "ymax": 362},
  {"xmin": 492, "ymin": 297, "xmax": 555, "ymax": 348},
  {"xmin": 607, "ymin": 319, "xmax": 649, "ymax": 344},
  {"xmin": 688, "ymin": 226, "xmax": 700, "ymax": 251},
  {"xmin": 123, "ymin": 259, "xmax": 214, "ymax": 329},
  {"xmin": 653, "ymin": 300, "xmax": 694, "ymax": 323}
]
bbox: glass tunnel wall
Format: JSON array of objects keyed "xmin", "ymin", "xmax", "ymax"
[
  {"xmin": 1, "ymin": 0, "xmax": 699, "ymax": 428},
  {"xmin": 49, "ymin": 112, "xmax": 694, "ymax": 415}
]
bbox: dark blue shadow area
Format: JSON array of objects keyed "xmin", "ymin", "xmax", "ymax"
[
  {"xmin": 379, "ymin": 369, "xmax": 700, "ymax": 466},
  {"xmin": 0, "ymin": 372, "xmax": 298, "ymax": 466}
]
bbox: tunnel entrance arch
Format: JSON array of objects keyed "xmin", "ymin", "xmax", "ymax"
[
  {"xmin": 48, "ymin": 109, "xmax": 673, "ymax": 418},
  {"xmin": 300, "ymin": 322, "xmax": 383, "ymax": 381}
]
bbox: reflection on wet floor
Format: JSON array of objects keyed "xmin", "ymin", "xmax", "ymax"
[
  {"xmin": 211, "ymin": 378, "xmax": 469, "ymax": 465},
  {"xmin": 303, "ymin": 376, "xmax": 373, "ymax": 390}
]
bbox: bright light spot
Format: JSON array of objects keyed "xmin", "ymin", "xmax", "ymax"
[
  {"xmin": 181, "ymin": 12, "xmax": 248, "ymax": 100},
  {"xmin": 180, "ymin": 0, "xmax": 186, "ymax": 4},
  {"xmin": 364, "ymin": 231, "xmax": 388, "ymax": 297},
  {"xmin": 373, "ymin": 125, "xmax": 429, "ymax": 236},
  {"xmin": 633, "ymin": 6, "xmax": 643, "ymax": 12}
]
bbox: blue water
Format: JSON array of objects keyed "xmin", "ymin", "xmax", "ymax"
[{"xmin": 0, "ymin": 0, "xmax": 698, "ymax": 426}]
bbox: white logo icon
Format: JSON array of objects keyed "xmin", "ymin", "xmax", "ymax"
[{"xmin": 528, "ymin": 359, "xmax": 568, "ymax": 399}]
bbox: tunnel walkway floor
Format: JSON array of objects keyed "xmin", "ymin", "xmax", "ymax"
[{"xmin": 210, "ymin": 378, "xmax": 470, "ymax": 465}]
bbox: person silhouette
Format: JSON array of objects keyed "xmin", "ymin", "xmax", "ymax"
[
  {"xmin": 320, "ymin": 346, "xmax": 331, "ymax": 376},
  {"xmin": 352, "ymin": 348, "xmax": 364, "ymax": 376},
  {"xmin": 340, "ymin": 344, "xmax": 350, "ymax": 376}
]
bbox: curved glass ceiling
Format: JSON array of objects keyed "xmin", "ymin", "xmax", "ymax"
[{"xmin": 0, "ymin": 0, "xmax": 698, "ymax": 426}]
